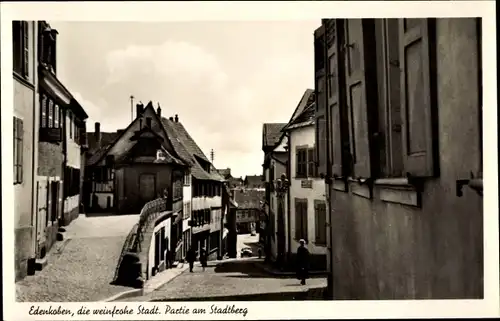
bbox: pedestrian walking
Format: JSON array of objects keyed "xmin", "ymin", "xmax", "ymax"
[
  {"xmin": 296, "ymin": 239, "xmax": 310, "ymax": 285},
  {"xmin": 186, "ymin": 246, "xmax": 196, "ymax": 273},
  {"xmin": 199, "ymin": 247, "xmax": 208, "ymax": 272}
]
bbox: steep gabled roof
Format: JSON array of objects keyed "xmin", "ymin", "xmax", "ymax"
[
  {"xmin": 217, "ymin": 168, "xmax": 232, "ymax": 179},
  {"xmin": 244, "ymin": 175, "xmax": 264, "ymax": 187},
  {"xmin": 162, "ymin": 117, "xmax": 223, "ymax": 182},
  {"xmin": 282, "ymin": 89, "xmax": 316, "ymax": 132},
  {"xmin": 262, "ymin": 123, "xmax": 287, "ymax": 151},
  {"xmin": 86, "ymin": 102, "xmax": 187, "ymax": 167}
]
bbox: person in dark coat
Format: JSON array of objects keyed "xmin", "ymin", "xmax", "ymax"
[
  {"xmin": 199, "ymin": 247, "xmax": 208, "ymax": 272},
  {"xmin": 186, "ymin": 247, "xmax": 196, "ymax": 273},
  {"xmin": 296, "ymin": 239, "xmax": 310, "ymax": 285}
]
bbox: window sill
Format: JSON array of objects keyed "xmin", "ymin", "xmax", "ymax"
[
  {"xmin": 373, "ymin": 178, "xmax": 420, "ymax": 207},
  {"xmin": 347, "ymin": 178, "xmax": 371, "ymax": 199},
  {"xmin": 13, "ymin": 71, "xmax": 34, "ymax": 89},
  {"xmin": 332, "ymin": 177, "xmax": 347, "ymax": 192}
]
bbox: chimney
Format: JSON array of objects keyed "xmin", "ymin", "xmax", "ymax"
[
  {"xmin": 136, "ymin": 103, "xmax": 144, "ymax": 119},
  {"xmin": 169, "ymin": 116, "xmax": 174, "ymax": 121},
  {"xmin": 95, "ymin": 122, "xmax": 101, "ymax": 148},
  {"xmin": 157, "ymin": 103, "xmax": 161, "ymax": 117},
  {"xmin": 174, "ymin": 114, "xmax": 179, "ymax": 123}
]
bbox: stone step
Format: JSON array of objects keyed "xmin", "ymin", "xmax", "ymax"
[{"xmin": 35, "ymin": 257, "xmax": 48, "ymax": 271}]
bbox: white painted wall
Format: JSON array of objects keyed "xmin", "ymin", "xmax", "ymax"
[
  {"xmin": 289, "ymin": 125, "xmax": 326, "ymax": 256},
  {"xmin": 210, "ymin": 208, "xmax": 222, "ymax": 232},
  {"xmin": 63, "ymin": 195, "xmax": 79, "ymax": 214},
  {"xmin": 148, "ymin": 214, "xmax": 171, "ymax": 280},
  {"xmin": 182, "ymin": 176, "xmax": 192, "ymax": 232},
  {"xmin": 90, "ymin": 192, "xmax": 114, "ymax": 209},
  {"xmin": 65, "ymin": 112, "xmax": 81, "ymax": 169}
]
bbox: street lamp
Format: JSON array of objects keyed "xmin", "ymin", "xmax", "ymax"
[{"xmin": 273, "ymin": 174, "xmax": 290, "ymax": 269}]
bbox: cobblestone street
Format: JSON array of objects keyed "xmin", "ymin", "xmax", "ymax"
[
  {"xmin": 122, "ymin": 258, "xmax": 327, "ymax": 302},
  {"xmin": 16, "ymin": 214, "xmax": 139, "ymax": 302}
]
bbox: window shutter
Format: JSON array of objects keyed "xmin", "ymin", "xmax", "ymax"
[
  {"xmin": 22, "ymin": 21, "xmax": 29, "ymax": 77},
  {"xmin": 13, "ymin": 118, "xmax": 17, "ymax": 181},
  {"xmin": 41, "ymin": 95, "xmax": 47, "ymax": 128},
  {"xmin": 19, "ymin": 119, "xmax": 23, "ymax": 183},
  {"xmin": 343, "ymin": 19, "xmax": 377, "ymax": 178},
  {"xmin": 48, "ymin": 100, "xmax": 54, "ymax": 128},
  {"xmin": 399, "ymin": 19, "xmax": 437, "ymax": 177},
  {"xmin": 325, "ymin": 19, "xmax": 346, "ymax": 177},
  {"xmin": 302, "ymin": 200, "xmax": 308, "ymax": 241},
  {"xmin": 295, "ymin": 199, "xmax": 301, "ymax": 240},
  {"xmin": 314, "ymin": 26, "xmax": 328, "ymax": 178},
  {"xmin": 307, "ymin": 148, "xmax": 315, "ymax": 177}
]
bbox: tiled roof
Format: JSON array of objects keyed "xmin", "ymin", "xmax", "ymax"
[
  {"xmin": 217, "ymin": 168, "xmax": 232, "ymax": 179},
  {"xmin": 244, "ymin": 175, "xmax": 264, "ymax": 187},
  {"xmin": 87, "ymin": 132, "xmax": 119, "ymax": 154},
  {"xmin": 282, "ymin": 89, "xmax": 316, "ymax": 131},
  {"xmin": 286, "ymin": 102, "xmax": 316, "ymax": 129},
  {"xmin": 232, "ymin": 189, "xmax": 265, "ymax": 209},
  {"xmin": 162, "ymin": 117, "xmax": 223, "ymax": 182},
  {"xmin": 262, "ymin": 123, "xmax": 287, "ymax": 149}
]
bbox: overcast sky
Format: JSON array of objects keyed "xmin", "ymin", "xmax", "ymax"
[{"xmin": 50, "ymin": 21, "xmax": 318, "ymax": 178}]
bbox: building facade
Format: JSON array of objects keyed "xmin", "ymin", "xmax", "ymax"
[
  {"xmin": 261, "ymin": 123, "xmax": 287, "ymax": 265},
  {"xmin": 283, "ymin": 89, "xmax": 327, "ymax": 271},
  {"xmin": 163, "ymin": 115, "xmax": 225, "ymax": 260},
  {"xmin": 13, "ymin": 20, "xmax": 39, "ymax": 281},
  {"xmin": 315, "ymin": 18, "xmax": 483, "ymax": 299},
  {"xmin": 265, "ymin": 134, "xmax": 288, "ymax": 264},
  {"xmin": 35, "ymin": 21, "xmax": 88, "ymax": 267}
]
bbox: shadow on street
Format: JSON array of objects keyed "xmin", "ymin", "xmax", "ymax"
[{"xmin": 212, "ymin": 260, "xmax": 324, "ymax": 279}]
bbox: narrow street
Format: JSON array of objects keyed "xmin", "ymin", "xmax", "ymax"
[
  {"xmin": 120, "ymin": 233, "xmax": 326, "ymax": 302},
  {"xmin": 16, "ymin": 214, "xmax": 139, "ymax": 302},
  {"xmin": 123, "ymin": 259, "xmax": 326, "ymax": 302}
]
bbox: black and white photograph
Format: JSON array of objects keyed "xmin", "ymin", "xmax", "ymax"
[{"xmin": 1, "ymin": 1, "xmax": 498, "ymax": 320}]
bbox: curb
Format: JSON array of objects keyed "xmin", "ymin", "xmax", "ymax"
[{"xmin": 102, "ymin": 288, "xmax": 144, "ymax": 302}]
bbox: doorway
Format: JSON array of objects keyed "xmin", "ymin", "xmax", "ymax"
[{"xmin": 139, "ymin": 173, "xmax": 156, "ymax": 208}]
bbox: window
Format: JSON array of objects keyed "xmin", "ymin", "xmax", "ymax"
[
  {"xmin": 40, "ymin": 93, "xmax": 62, "ymax": 129},
  {"xmin": 296, "ymin": 146, "xmax": 316, "ymax": 178},
  {"xmin": 321, "ymin": 18, "xmax": 437, "ymax": 181},
  {"xmin": 294, "ymin": 198, "xmax": 308, "ymax": 241},
  {"xmin": 13, "ymin": 21, "xmax": 29, "ymax": 78},
  {"xmin": 296, "ymin": 148, "xmax": 308, "ymax": 178},
  {"xmin": 173, "ymin": 177, "xmax": 183, "ymax": 200},
  {"xmin": 48, "ymin": 99, "xmax": 54, "ymax": 128},
  {"xmin": 13, "ymin": 117, "xmax": 23, "ymax": 184},
  {"xmin": 69, "ymin": 114, "xmax": 73, "ymax": 138},
  {"xmin": 308, "ymin": 147, "xmax": 316, "ymax": 177},
  {"xmin": 184, "ymin": 172, "xmax": 191, "ymax": 186},
  {"xmin": 314, "ymin": 201, "xmax": 327, "ymax": 245},
  {"xmin": 146, "ymin": 117, "xmax": 152, "ymax": 127}
]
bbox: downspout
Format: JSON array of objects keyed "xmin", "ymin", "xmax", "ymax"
[
  {"xmin": 286, "ymin": 132, "xmax": 292, "ymax": 263},
  {"xmin": 31, "ymin": 22, "xmax": 39, "ymax": 264},
  {"xmin": 324, "ymin": 20, "xmax": 334, "ymax": 299},
  {"xmin": 61, "ymin": 104, "xmax": 67, "ymax": 227}
]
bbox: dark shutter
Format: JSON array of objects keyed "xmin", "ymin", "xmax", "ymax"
[
  {"xmin": 399, "ymin": 19, "xmax": 437, "ymax": 177},
  {"xmin": 314, "ymin": 25, "xmax": 328, "ymax": 178},
  {"xmin": 302, "ymin": 199, "xmax": 308, "ymax": 242},
  {"xmin": 343, "ymin": 19, "xmax": 377, "ymax": 178},
  {"xmin": 307, "ymin": 148, "xmax": 315, "ymax": 177},
  {"xmin": 325, "ymin": 19, "xmax": 346, "ymax": 177},
  {"xmin": 294, "ymin": 199, "xmax": 301, "ymax": 240},
  {"xmin": 315, "ymin": 201, "xmax": 326, "ymax": 244},
  {"xmin": 22, "ymin": 21, "xmax": 29, "ymax": 77},
  {"xmin": 19, "ymin": 119, "xmax": 23, "ymax": 183}
]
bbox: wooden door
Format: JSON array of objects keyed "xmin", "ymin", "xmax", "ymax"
[{"xmin": 139, "ymin": 173, "xmax": 156, "ymax": 205}]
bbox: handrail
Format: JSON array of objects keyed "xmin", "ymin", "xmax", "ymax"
[{"xmin": 131, "ymin": 197, "xmax": 169, "ymax": 252}]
